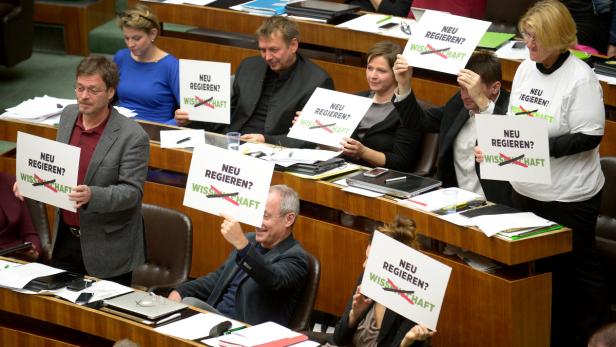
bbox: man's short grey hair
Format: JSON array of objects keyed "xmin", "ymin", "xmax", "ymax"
[{"xmin": 270, "ymin": 184, "xmax": 300, "ymax": 216}]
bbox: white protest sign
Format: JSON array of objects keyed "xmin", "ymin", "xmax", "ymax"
[
  {"xmin": 361, "ymin": 231, "xmax": 451, "ymax": 330},
  {"xmin": 159, "ymin": 129, "xmax": 205, "ymax": 149},
  {"xmin": 179, "ymin": 59, "xmax": 231, "ymax": 124},
  {"xmin": 183, "ymin": 143, "xmax": 274, "ymax": 227},
  {"xmin": 287, "ymin": 88, "xmax": 372, "ymax": 147},
  {"xmin": 403, "ymin": 10, "xmax": 491, "ymax": 75},
  {"xmin": 16, "ymin": 132, "xmax": 80, "ymax": 211},
  {"xmin": 476, "ymin": 114, "xmax": 551, "ymax": 184}
]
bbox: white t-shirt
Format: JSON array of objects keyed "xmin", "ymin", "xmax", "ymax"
[{"xmin": 508, "ymin": 54, "xmax": 605, "ymax": 202}]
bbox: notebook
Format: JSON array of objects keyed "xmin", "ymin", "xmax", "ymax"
[
  {"xmin": 285, "ymin": 0, "xmax": 360, "ymax": 21},
  {"xmin": 346, "ymin": 170, "xmax": 442, "ymax": 198},
  {"xmin": 103, "ymin": 291, "xmax": 188, "ymax": 320},
  {"xmin": 24, "ymin": 271, "xmax": 83, "ymax": 291}
]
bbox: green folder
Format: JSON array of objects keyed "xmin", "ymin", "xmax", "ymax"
[
  {"xmin": 478, "ymin": 32, "xmax": 515, "ymax": 49},
  {"xmin": 0, "ymin": 140, "xmax": 16, "ymax": 156}
]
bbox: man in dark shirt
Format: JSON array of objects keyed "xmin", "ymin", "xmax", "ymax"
[
  {"xmin": 168, "ymin": 185, "xmax": 308, "ymax": 326},
  {"xmin": 175, "ymin": 16, "xmax": 334, "ymax": 148}
]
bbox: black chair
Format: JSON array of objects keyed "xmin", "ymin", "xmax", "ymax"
[
  {"xmin": 411, "ymin": 99, "xmax": 440, "ymax": 177},
  {"xmin": 597, "ymin": 156, "xmax": 616, "ymax": 321},
  {"xmin": 484, "ymin": 0, "xmax": 537, "ymax": 33},
  {"xmin": 288, "ymin": 251, "xmax": 321, "ymax": 331},
  {"xmin": 0, "ymin": 0, "xmax": 33, "ymax": 67},
  {"xmin": 131, "ymin": 204, "xmax": 193, "ymax": 294},
  {"xmin": 24, "ymin": 198, "xmax": 52, "ymax": 264}
]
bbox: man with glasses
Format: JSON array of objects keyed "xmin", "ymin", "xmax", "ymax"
[
  {"xmin": 20, "ymin": 56, "xmax": 149, "ymax": 285},
  {"xmin": 168, "ymin": 185, "xmax": 308, "ymax": 326}
]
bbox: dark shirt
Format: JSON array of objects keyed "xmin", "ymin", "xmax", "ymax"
[
  {"xmin": 215, "ymin": 243, "xmax": 269, "ymax": 318},
  {"xmin": 61, "ymin": 112, "xmax": 109, "ymax": 227},
  {"xmin": 0, "ymin": 173, "xmax": 41, "ymax": 253},
  {"xmin": 240, "ymin": 61, "xmax": 297, "ymax": 135}
]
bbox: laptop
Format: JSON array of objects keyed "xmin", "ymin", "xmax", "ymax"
[
  {"xmin": 346, "ymin": 170, "xmax": 442, "ymax": 198},
  {"xmin": 103, "ymin": 291, "xmax": 188, "ymax": 320}
]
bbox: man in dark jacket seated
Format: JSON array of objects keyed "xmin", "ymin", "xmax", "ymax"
[
  {"xmin": 393, "ymin": 50, "xmax": 513, "ymax": 205},
  {"xmin": 168, "ymin": 185, "xmax": 308, "ymax": 326},
  {"xmin": 175, "ymin": 16, "xmax": 334, "ymax": 148}
]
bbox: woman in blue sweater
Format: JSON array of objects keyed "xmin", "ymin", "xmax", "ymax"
[{"xmin": 114, "ymin": 5, "xmax": 180, "ymax": 125}]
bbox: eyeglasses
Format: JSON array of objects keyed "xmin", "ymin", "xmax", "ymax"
[
  {"xmin": 75, "ymin": 86, "xmax": 106, "ymax": 96},
  {"xmin": 400, "ymin": 22, "xmax": 412, "ymax": 36},
  {"xmin": 521, "ymin": 31, "xmax": 537, "ymax": 43}
]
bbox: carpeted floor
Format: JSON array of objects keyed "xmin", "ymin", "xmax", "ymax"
[{"xmin": 0, "ymin": 52, "xmax": 89, "ymax": 112}]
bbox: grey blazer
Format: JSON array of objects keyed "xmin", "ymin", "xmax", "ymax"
[{"xmin": 52, "ymin": 104, "xmax": 149, "ymax": 278}]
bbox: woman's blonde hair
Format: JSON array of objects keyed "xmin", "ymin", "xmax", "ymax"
[
  {"xmin": 117, "ymin": 4, "xmax": 160, "ymax": 35},
  {"xmin": 518, "ymin": 0, "xmax": 577, "ymax": 52},
  {"xmin": 373, "ymin": 216, "xmax": 419, "ymax": 250}
]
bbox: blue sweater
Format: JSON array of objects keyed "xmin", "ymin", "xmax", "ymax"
[{"xmin": 114, "ymin": 48, "xmax": 180, "ymax": 125}]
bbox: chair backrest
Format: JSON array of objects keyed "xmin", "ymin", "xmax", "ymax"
[
  {"xmin": 24, "ymin": 198, "xmax": 52, "ymax": 264},
  {"xmin": 288, "ymin": 251, "xmax": 321, "ymax": 331},
  {"xmin": 411, "ymin": 133, "xmax": 439, "ymax": 177},
  {"xmin": 0, "ymin": 0, "xmax": 34, "ymax": 67},
  {"xmin": 484, "ymin": 0, "xmax": 537, "ymax": 33},
  {"xmin": 411, "ymin": 99, "xmax": 439, "ymax": 177},
  {"xmin": 597, "ymin": 157, "xmax": 616, "ymax": 318},
  {"xmin": 131, "ymin": 204, "xmax": 193, "ymax": 292}
]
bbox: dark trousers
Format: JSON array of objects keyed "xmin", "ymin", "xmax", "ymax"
[
  {"xmin": 513, "ymin": 190, "xmax": 609, "ymax": 347},
  {"xmin": 51, "ymin": 224, "xmax": 133, "ymax": 287}
]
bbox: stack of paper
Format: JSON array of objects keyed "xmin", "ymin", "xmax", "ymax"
[
  {"xmin": 238, "ymin": 142, "xmax": 341, "ymax": 168},
  {"xmin": 457, "ymin": 251, "xmax": 501, "ymax": 273},
  {"xmin": 1, "ymin": 95, "xmax": 138, "ymax": 125},
  {"xmin": 206, "ymin": 321, "xmax": 307, "ymax": 347},
  {"xmin": 2, "ymin": 95, "xmax": 75, "ymax": 124},
  {"xmin": 472, "ymin": 212, "xmax": 555, "ymax": 237},
  {"xmin": 400, "ymin": 187, "xmax": 483, "ymax": 213},
  {"xmin": 0, "ymin": 262, "xmax": 64, "ymax": 290}
]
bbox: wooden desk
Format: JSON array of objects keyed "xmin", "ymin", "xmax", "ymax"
[
  {"xmin": 138, "ymin": 0, "xmax": 616, "ymax": 108},
  {"xmin": 0, "ymin": 118, "xmax": 577, "ymax": 346},
  {"xmin": 0, "ymin": 286, "xmax": 201, "ymax": 346}
]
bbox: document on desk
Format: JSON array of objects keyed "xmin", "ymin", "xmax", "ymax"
[
  {"xmin": 269, "ymin": 148, "xmax": 340, "ymax": 166},
  {"xmin": 46, "ymin": 280, "xmax": 133, "ymax": 303},
  {"xmin": 495, "ymin": 40, "xmax": 530, "ymax": 61},
  {"xmin": 400, "ymin": 187, "xmax": 482, "ymax": 212},
  {"xmin": 472, "ymin": 212, "xmax": 555, "ymax": 237},
  {"xmin": 0, "ymin": 263, "xmax": 64, "ymax": 289},
  {"xmin": 155, "ymin": 312, "xmax": 243, "ymax": 340},
  {"xmin": 213, "ymin": 321, "xmax": 308, "ymax": 347}
]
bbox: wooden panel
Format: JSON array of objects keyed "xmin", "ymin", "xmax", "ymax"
[
  {"xmin": 34, "ymin": 0, "xmax": 115, "ymax": 55},
  {"xmin": 0, "ymin": 327, "xmax": 79, "ymax": 347},
  {"xmin": 601, "ymin": 120, "xmax": 616, "ymax": 157},
  {"xmin": 0, "ymin": 288, "xmax": 201, "ymax": 346},
  {"xmin": 429, "ymin": 252, "xmax": 551, "ymax": 347}
]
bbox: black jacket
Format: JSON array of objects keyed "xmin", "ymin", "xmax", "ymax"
[{"xmin": 395, "ymin": 90, "xmax": 513, "ymax": 205}]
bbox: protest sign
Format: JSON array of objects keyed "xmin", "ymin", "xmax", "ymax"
[
  {"xmin": 16, "ymin": 132, "xmax": 80, "ymax": 211},
  {"xmin": 287, "ymin": 88, "xmax": 372, "ymax": 147},
  {"xmin": 179, "ymin": 59, "xmax": 231, "ymax": 124},
  {"xmin": 183, "ymin": 143, "xmax": 274, "ymax": 227},
  {"xmin": 476, "ymin": 114, "xmax": 550, "ymax": 184},
  {"xmin": 361, "ymin": 231, "xmax": 451, "ymax": 330},
  {"xmin": 402, "ymin": 10, "xmax": 490, "ymax": 75}
]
